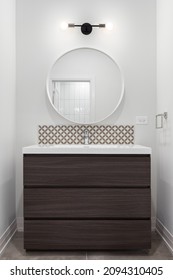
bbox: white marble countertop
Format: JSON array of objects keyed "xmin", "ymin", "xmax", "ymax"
[{"xmin": 23, "ymin": 144, "xmax": 152, "ymax": 155}]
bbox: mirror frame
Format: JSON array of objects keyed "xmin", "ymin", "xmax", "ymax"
[{"xmin": 46, "ymin": 47, "xmax": 124, "ymax": 124}]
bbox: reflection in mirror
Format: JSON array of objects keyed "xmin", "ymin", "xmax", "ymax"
[
  {"xmin": 52, "ymin": 80, "xmax": 92, "ymax": 123},
  {"xmin": 47, "ymin": 48, "xmax": 124, "ymax": 124}
]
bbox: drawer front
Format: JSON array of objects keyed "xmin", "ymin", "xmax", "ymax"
[
  {"xmin": 24, "ymin": 220, "xmax": 151, "ymax": 250},
  {"xmin": 24, "ymin": 188, "xmax": 150, "ymax": 218},
  {"xmin": 24, "ymin": 155, "xmax": 150, "ymax": 187}
]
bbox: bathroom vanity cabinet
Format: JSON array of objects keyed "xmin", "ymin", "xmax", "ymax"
[{"xmin": 23, "ymin": 149, "xmax": 151, "ymax": 250}]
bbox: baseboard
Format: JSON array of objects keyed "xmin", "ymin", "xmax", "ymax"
[
  {"xmin": 156, "ymin": 219, "xmax": 173, "ymax": 254},
  {"xmin": 151, "ymin": 216, "xmax": 156, "ymax": 231},
  {"xmin": 17, "ymin": 217, "xmax": 23, "ymax": 232},
  {"xmin": 0, "ymin": 219, "xmax": 17, "ymax": 255}
]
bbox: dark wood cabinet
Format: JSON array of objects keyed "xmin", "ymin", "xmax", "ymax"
[{"xmin": 23, "ymin": 154, "xmax": 151, "ymax": 250}]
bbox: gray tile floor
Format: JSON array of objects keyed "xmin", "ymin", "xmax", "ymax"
[{"xmin": 0, "ymin": 231, "xmax": 172, "ymax": 260}]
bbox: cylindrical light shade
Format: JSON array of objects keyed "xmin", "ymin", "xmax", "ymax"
[
  {"xmin": 106, "ymin": 22, "xmax": 113, "ymax": 31},
  {"xmin": 61, "ymin": 22, "xmax": 68, "ymax": 30}
]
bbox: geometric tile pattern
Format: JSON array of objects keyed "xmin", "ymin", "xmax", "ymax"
[{"xmin": 38, "ymin": 125, "xmax": 134, "ymax": 145}]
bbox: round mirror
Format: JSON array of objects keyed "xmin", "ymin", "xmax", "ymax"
[{"xmin": 47, "ymin": 48, "xmax": 124, "ymax": 124}]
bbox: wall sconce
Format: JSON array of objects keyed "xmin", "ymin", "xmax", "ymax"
[{"xmin": 61, "ymin": 22, "xmax": 113, "ymax": 35}]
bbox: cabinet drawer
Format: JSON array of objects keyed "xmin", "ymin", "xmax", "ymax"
[
  {"xmin": 24, "ymin": 155, "xmax": 150, "ymax": 187},
  {"xmin": 24, "ymin": 188, "xmax": 150, "ymax": 218},
  {"xmin": 24, "ymin": 220, "xmax": 151, "ymax": 250}
]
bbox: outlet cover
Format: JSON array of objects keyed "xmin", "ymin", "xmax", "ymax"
[{"xmin": 136, "ymin": 116, "xmax": 148, "ymax": 125}]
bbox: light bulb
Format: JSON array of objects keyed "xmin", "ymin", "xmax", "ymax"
[
  {"xmin": 61, "ymin": 22, "xmax": 68, "ymax": 30},
  {"xmin": 106, "ymin": 22, "xmax": 113, "ymax": 31}
]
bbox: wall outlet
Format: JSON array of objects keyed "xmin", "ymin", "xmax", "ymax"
[{"xmin": 136, "ymin": 116, "xmax": 148, "ymax": 125}]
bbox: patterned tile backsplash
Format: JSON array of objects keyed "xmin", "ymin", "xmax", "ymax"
[{"xmin": 38, "ymin": 125, "xmax": 134, "ymax": 145}]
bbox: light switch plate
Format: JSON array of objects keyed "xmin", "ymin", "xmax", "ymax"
[{"xmin": 136, "ymin": 116, "xmax": 148, "ymax": 125}]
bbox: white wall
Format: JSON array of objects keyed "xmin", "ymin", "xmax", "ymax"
[
  {"xmin": 16, "ymin": 0, "xmax": 156, "ymax": 225},
  {"xmin": 157, "ymin": 0, "xmax": 173, "ymax": 240},
  {"xmin": 0, "ymin": 0, "xmax": 16, "ymax": 237}
]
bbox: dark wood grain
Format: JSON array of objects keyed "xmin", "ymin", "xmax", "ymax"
[
  {"xmin": 23, "ymin": 154, "xmax": 151, "ymax": 250},
  {"xmin": 24, "ymin": 155, "xmax": 150, "ymax": 187},
  {"xmin": 24, "ymin": 187, "xmax": 151, "ymax": 218},
  {"xmin": 24, "ymin": 220, "xmax": 151, "ymax": 250}
]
